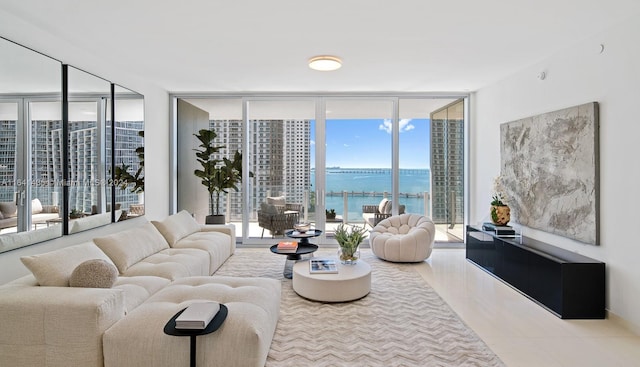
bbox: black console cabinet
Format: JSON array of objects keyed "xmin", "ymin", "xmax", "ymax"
[{"xmin": 466, "ymin": 225, "xmax": 605, "ymax": 319}]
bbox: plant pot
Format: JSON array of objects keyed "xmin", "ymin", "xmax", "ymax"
[
  {"xmin": 490, "ymin": 205, "xmax": 510, "ymax": 226},
  {"xmin": 205, "ymin": 214, "xmax": 225, "ymax": 225}
]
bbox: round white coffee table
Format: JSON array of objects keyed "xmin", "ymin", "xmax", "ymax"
[{"xmin": 292, "ymin": 259, "xmax": 371, "ymax": 302}]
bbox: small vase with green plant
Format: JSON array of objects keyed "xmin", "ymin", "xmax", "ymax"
[{"xmin": 334, "ymin": 223, "xmax": 367, "ymax": 264}]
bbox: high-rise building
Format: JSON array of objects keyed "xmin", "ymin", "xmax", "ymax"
[
  {"xmin": 430, "ymin": 100, "xmax": 464, "ymax": 225},
  {"xmin": 210, "ymin": 119, "xmax": 311, "ymax": 220}
]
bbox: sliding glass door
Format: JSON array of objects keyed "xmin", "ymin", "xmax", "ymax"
[
  {"xmin": 246, "ymin": 100, "xmax": 314, "ymax": 240},
  {"xmin": 322, "ymin": 99, "xmax": 394, "ymax": 233}
]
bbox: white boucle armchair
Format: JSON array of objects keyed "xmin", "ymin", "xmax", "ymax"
[{"xmin": 369, "ymin": 213, "xmax": 436, "ymax": 262}]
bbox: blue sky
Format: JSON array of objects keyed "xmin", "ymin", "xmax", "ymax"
[{"xmin": 310, "ymin": 118, "xmax": 431, "ymax": 169}]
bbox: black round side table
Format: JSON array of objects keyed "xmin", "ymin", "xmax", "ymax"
[
  {"xmin": 270, "ymin": 243, "xmax": 318, "ymax": 278},
  {"xmin": 164, "ymin": 304, "xmax": 228, "ymax": 367}
]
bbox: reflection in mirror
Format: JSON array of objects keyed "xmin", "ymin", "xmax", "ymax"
[
  {"xmin": 0, "ymin": 37, "xmax": 62, "ymax": 252},
  {"xmin": 111, "ymin": 85, "xmax": 144, "ymax": 220},
  {"xmin": 67, "ymin": 66, "xmax": 112, "ymax": 234}
]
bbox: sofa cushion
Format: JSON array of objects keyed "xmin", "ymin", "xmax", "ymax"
[
  {"xmin": 173, "ymin": 230, "xmax": 233, "ymax": 274},
  {"xmin": 20, "ymin": 242, "xmax": 116, "ymax": 286},
  {"xmin": 112, "ymin": 276, "xmax": 171, "ymax": 313},
  {"xmin": 120, "ymin": 248, "xmax": 210, "ymax": 280},
  {"xmin": 260, "ymin": 202, "xmax": 280, "ymax": 214},
  {"xmin": 70, "ymin": 259, "xmax": 119, "ymax": 288},
  {"xmin": 94, "ymin": 221, "xmax": 169, "ymax": 274},
  {"xmin": 266, "ymin": 196, "xmax": 286, "ymax": 206},
  {"xmin": 378, "ymin": 198, "xmax": 389, "ymax": 214},
  {"xmin": 0, "ymin": 201, "xmax": 17, "ymax": 218},
  {"xmin": 151, "ymin": 210, "xmax": 200, "ymax": 247}
]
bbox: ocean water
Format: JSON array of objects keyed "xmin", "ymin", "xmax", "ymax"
[{"xmin": 310, "ymin": 168, "xmax": 430, "ymax": 222}]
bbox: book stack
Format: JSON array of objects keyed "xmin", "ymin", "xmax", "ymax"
[
  {"xmin": 277, "ymin": 241, "xmax": 298, "ymax": 253},
  {"xmin": 175, "ymin": 302, "xmax": 220, "ymax": 329},
  {"xmin": 482, "ymin": 222, "xmax": 516, "ymax": 236}
]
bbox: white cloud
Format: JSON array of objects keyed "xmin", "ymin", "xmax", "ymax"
[
  {"xmin": 343, "ymin": 143, "xmax": 350, "ymax": 147},
  {"xmin": 400, "ymin": 119, "xmax": 415, "ymax": 132},
  {"xmin": 379, "ymin": 120, "xmax": 392, "ymax": 133},
  {"xmin": 310, "ymin": 140, "xmax": 315, "ymax": 145},
  {"xmin": 379, "ymin": 119, "xmax": 414, "ymax": 134}
]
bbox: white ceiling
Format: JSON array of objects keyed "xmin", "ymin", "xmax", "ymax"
[{"xmin": 1, "ymin": 0, "xmax": 640, "ymax": 93}]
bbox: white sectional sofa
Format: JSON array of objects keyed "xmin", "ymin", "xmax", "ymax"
[{"xmin": 0, "ymin": 210, "xmax": 281, "ymax": 367}]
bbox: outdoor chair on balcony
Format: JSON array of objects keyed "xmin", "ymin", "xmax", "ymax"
[
  {"xmin": 362, "ymin": 197, "xmax": 406, "ymax": 228},
  {"xmin": 258, "ymin": 202, "xmax": 299, "ymax": 238}
]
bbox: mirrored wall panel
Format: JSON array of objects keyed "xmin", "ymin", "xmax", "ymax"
[
  {"xmin": 111, "ymin": 85, "xmax": 144, "ymax": 220},
  {"xmin": 0, "ymin": 36, "xmax": 145, "ymax": 251},
  {"xmin": 0, "ymin": 37, "xmax": 63, "ymax": 251},
  {"xmin": 66, "ymin": 66, "xmax": 112, "ymax": 234}
]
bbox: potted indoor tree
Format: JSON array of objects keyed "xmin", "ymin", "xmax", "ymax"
[{"xmin": 194, "ymin": 128, "xmax": 251, "ymax": 224}]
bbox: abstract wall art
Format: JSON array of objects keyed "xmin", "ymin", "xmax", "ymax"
[{"xmin": 500, "ymin": 102, "xmax": 599, "ymax": 245}]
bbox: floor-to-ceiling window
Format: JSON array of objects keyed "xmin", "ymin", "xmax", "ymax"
[{"xmin": 173, "ymin": 95, "xmax": 467, "ymax": 245}]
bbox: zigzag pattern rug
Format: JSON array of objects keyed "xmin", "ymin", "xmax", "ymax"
[{"xmin": 215, "ymin": 248, "xmax": 505, "ymax": 367}]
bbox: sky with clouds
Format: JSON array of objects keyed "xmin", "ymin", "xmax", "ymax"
[{"xmin": 310, "ymin": 118, "xmax": 430, "ymax": 169}]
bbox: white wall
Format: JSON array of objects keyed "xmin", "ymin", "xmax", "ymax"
[{"xmin": 472, "ymin": 14, "xmax": 640, "ymax": 333}]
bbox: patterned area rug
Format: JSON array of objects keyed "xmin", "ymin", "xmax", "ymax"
[{"xmin": 215, "ymin": 249, "xmax": 505, "ymax": 367}]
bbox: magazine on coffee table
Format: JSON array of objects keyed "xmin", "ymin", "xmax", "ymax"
[{"xmin": 309, "ymin": 259, "xmax": 338, "ymax": 274}]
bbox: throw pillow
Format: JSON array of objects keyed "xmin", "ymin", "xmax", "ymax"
[
  {"xmin": 383, "ymin": 200, "xmax": 393, "ymax": 214},
  {"xmin": 20, "ymin": 242, "xmax": 116, "ymax": 286},
  {"xmin": 94, "ymin": 221, "xmax": 169, "ymax": 273},
  {"xmin": 266, "ymin": 196, "xmax": 286, "ymax": 206},
  {"xmin": 69, "ymin": 259, "xmax": 118, "ymax": 288},
  {"xmin": 31, "ymin": 198, "xmax": 43, "ymax": 214},
  {"xmin": 378, "ymin": 198, "xmax": 389, "ymax": 214},
  {"xmin": 0, "ymin": 201, "xmax": 17, "ymax": 218},
  {"xmin": 151, "ymin": 210, "xmax": 201, "ymax": 247}
]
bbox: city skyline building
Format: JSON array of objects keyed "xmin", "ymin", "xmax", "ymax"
[
  {"xmin": 430, "ymin": 100, "xmax": 464, "ymax": 225},
  {"xmin": 210, "ymin": 119, "xmax": 311, "ymax": 221}
]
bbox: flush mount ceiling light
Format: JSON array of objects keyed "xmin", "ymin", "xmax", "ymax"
[{"xmin": 308, "ymin": 55, "xmax": 342, "ymax": 71}]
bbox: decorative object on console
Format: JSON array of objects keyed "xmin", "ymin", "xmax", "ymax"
[
  {"xmin": 335, "ymin": 223, "xmax": 367, "ymax": 265},
  {"xmin": 482, "ymin": 222, "xmax": 516, "ymax": 237},
  {"xmin": 490, "ymin": 176, "xmax": 510, "ymax": 226},
  {"xmin": 500, "ymin": 102, "xmax": 599, "ymax": 245}
]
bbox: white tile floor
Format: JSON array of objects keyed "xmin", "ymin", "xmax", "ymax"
[{"xmin": 416, "ymin": 249, "xmax": 640, "ymax": 367}]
